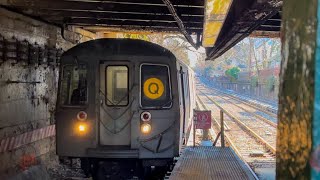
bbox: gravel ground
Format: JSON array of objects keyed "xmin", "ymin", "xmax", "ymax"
[{"xmin": 47, "ymin": 158, "xmax": 89, "ymax": 180}]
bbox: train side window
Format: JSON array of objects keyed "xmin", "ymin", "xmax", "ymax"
[
  {"xmin": 106, "ymin": 66, "xmax": 129, "ymax": 106},
  {"xmin": 140, "ymin": 64, "xmax": 172, "ymax": 109},
  {"xmin": 60, "ymin": 64, "xmax": 87, "ymax": 106}
]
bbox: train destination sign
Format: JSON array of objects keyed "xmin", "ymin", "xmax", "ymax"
[
  {"xmin": 194, "ymin": 110, "xmax": 211, "ymax": 129},
  {"xmin": 143, "ymin": 77, "xmax": 164, "ymax": 99}
]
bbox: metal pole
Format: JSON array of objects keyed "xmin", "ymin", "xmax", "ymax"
[
  {"xmin": 203, "ymin": 129, "xmax": 209, "ymax": 141},
  {"xmin": 220, "ymin": 110, "xmax": 225, "ymax": 147},
  {"xmin": 193, "ymin": 116, "xmax": 196, "ymax": 147}
]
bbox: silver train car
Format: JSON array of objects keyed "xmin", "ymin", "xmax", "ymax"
[{"xmin": 56, "ymin": 39, "xmax": 196, "ymax": 179}]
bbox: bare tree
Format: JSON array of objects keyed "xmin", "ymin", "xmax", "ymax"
[
  {"xmin": 149, "ymin": 34, "xmax": 201, "ymax": 65},
  {"xmin": 249, "ymin": 38, "xmax": 260, "ymax": 79}
]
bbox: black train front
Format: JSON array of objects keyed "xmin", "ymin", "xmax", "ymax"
[{"xmin": 56, "ymin": 38, "xmax": 196, "ymax": 179}]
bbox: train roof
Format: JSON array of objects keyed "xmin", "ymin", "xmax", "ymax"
[{"xmin": 62, "ymin": 38, "xmax": 176, "ymax": 59}]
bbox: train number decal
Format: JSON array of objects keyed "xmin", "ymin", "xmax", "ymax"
[{"xmin": 143, "ymin": 77, "xmax": 164, "ymax": 99}]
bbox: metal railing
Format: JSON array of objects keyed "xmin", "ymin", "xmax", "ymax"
[{"xmin": 196, "ymin": 95, "xmax": 228, "ymax": 148}]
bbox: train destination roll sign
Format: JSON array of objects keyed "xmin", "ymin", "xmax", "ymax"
[
  {"xmin": 194, "ymin": 110, "xmax": 211, "ymax": 129},
  {"xmin": 143, "ymin": 77, "xmax": 164, "ymax": 99}
]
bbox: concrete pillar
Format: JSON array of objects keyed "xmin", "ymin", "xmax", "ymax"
[
  {"xmin": 276, "ymin": 0, "xmax": 317, "ymax": 179},
  {"xmin": 312, "ymin": 0, "xmax": 320, "ymax": 179}
]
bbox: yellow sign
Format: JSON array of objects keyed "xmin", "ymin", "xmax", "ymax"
[
  {"xmin": 123, "ymin": 33, "xmax": 149, "ymax": 41},
  {"xmin": 143, "ymin": 78, "xmax": 164, "ymax": 99}
]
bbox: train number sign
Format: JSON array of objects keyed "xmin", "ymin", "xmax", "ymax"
[{"xmin": 194, "ymin": 110, "xmax": 211, "ymax": 129}]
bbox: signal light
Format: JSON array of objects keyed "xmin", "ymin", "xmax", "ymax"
[
  {"xmin": 141, "ymin": 111, "xmax": 151, "ymax": 122},
  {"xmin": 141, "ymin": 123, "xmax": 152, "ymax": 134},
  {"xmin": 77, "ymin": 111, "xmax": 87, "ymax": 121}
]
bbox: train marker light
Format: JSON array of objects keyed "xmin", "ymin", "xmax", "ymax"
[
  {"xmin": 141, "ymin": 111, "xmax": 151, "ymax": 121},
  {"xmin": 77, "ymin": 111, "xmax": 87, "ymax": 121},
  {"xmin": 141, "ymin": 123, "xmax": 152, "ymax": 134}
]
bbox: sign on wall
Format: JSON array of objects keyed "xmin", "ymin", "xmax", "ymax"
[{"xmin": 194, "ymin": 110, "xmax": 211, "ymax": 129}]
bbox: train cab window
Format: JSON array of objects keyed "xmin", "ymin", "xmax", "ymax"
[
  {"xmin": 140, "ymin": 64, "xmax": 172, "ymax": 109},
  {"xmin": 60, "ymin": 64, "xmax": 87, "ymax": 106},
  {"xmin": 106, "ymin": 66, "xmax": 129, "ymax": 106}
]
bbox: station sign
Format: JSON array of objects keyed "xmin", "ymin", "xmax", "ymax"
[{"xmin": 194, "ymin": 110, "xmax": 211, "ymax": 129}]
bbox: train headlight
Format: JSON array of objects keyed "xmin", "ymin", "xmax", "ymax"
[
  {"xmin": 78, "ymin": 124, "xmax": 86, "ymax": 132},
  {"xmin": 78, "ymin": 122, "xmax": 87, "ymax": 132},
  {"xmin": 141, "ymin": 123, "xmax": 152, "ymax": 134},
  {"xmin": 141, "ymin": 111, "xmax": 151, "ymax": 122},
  {"xmin": 75, "ymin": 122, "xmax": 88, "ymax": 135}
]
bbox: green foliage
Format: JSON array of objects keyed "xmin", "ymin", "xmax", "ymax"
[
  {"xmin": 266, "ymin": 75, "xmax": 276, "ymax": 92},
  {"xmin": 225, "ymin": 67, "xmax": 240, "ymax": 81},
  {"xmin": 251, "ymin": 76, "xmax": 258, "ymax": 87}
]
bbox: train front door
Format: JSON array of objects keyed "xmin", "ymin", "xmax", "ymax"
[{"xmin": 99, "ymin": 62, "xmax": 133, "ymax": 146}]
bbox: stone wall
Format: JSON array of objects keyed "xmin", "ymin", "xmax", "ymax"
[{"xmin": 0, "ymin": 8, "xmax": 93, "ymax": 179}]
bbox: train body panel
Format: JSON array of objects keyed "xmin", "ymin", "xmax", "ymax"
[
  {"xmin": 55, "ymin": 39, "xmax": 196, "ymax": 177},
  {"xmin": 176, "ymin": 61, "xmax": 196, "ymax": 147}
]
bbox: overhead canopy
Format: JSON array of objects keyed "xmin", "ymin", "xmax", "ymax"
[
  {"xmin": 205, "ymin": 0, "xmax": 282, "ymax": 60},
  {"xmin": 0, "ymin": 0, "xmax": 282, "ymax": 59},
  {"xmin": 0, "ymin": 0, "xmax": 204, "ymax": 32}
]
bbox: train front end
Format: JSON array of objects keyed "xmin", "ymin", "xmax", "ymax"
[{"xmin": 55, "ymin": 39, "xmax": 183, "ymax": 177}]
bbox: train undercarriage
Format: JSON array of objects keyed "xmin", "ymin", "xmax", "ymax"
[{"xmin": 60, "ymin": 157, "xmax": 174, "ymax": 180}]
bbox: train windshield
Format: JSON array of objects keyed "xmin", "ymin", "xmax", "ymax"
[
  {"xmin": 140, "ymin": 64, "xmax": 172, "ymax": 109},
  {"xmin": 60, "ymin": 64, "xmax": 87, "ymax": 106},
  {"xmin": 106, "ymin": 66, "xmax": 129, "ymax": 106}
]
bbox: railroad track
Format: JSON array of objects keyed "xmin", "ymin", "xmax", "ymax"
[
  {"xmin": 206, "ymin": 86, "xmax": 277, "ymax": 120},
  {"xmin": 196, "ymin": 88, "xmax": 276, "ymax": 180},
  {"xmin": 197, "ymin": 85, "xmax": 277, "ymax": 151},
  {"xmin": 196, "ymin": 81, "xmax": 278, "ymax": 116},
  {"xmin": 196, "ymin": 95, "xmax": 224, "ymax": 147},
  {"xmin": 212, "ymin": 92, "xmax": 277, "ymax": 127}
]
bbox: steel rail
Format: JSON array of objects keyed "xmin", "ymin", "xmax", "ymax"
[
  {"xmin": 219, "ymin": 88, "xmax": 277, "ymax": 116},
  {"xmin": 198, "ymin": 90, "xmax": 276, "ymax": 154},
  {"xmin": 196, "ymin": 95, "xmax": 259, "ymax": 180},
  {"xmin": 206, "ymin": 89, "xmax": 277, "ymax": 127},
  {"xmin": 197, "ymin": 83, "xmax": 278, "ymax": 117},
  {"xmin": 214, "ymin": 88, "xmax": 277, "ymax": 118}
]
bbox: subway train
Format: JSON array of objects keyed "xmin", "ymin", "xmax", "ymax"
[{"xmin": 55, "ymin": 38, "xmax": 196, "ymax": 179}]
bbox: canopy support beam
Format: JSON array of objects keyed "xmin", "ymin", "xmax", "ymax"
[{"xmin": 162, "ymin": 0, "xmax": 199, "ymax": 49}]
